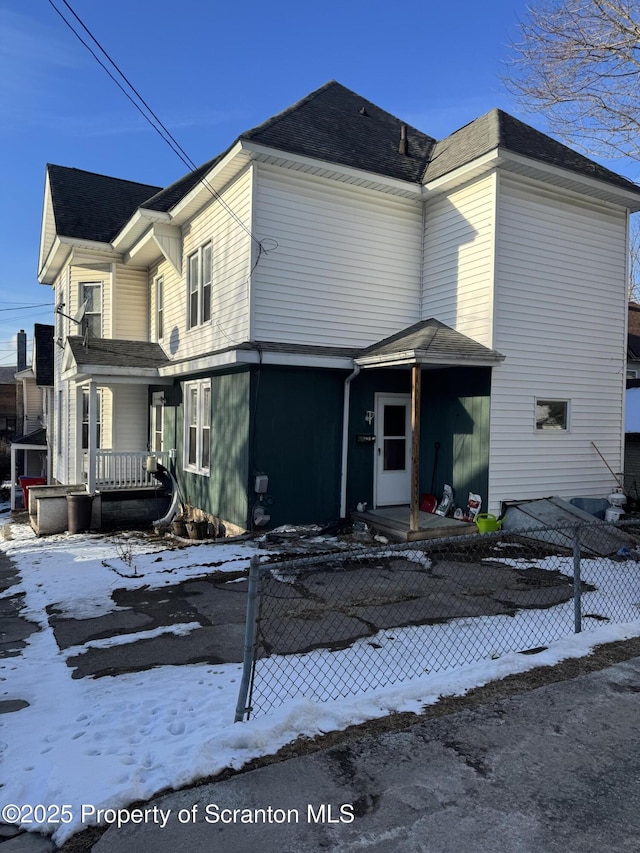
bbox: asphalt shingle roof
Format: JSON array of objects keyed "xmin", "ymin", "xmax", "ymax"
[
  {"xmin": 240, "ymin": 80, "xmax": 435, "ymax": 184},
  {"xmin": 47, "ymin": 165, "xmax": 162, "ymax": 243},
  {"xmin": 424, "ymin": 109, "xmax": 640, "ymax": 193},
  {"xmin": 67, "ymin": 337, "xmax": 170, "ymax": 370},
  {"xmin": 357, "ymin": 319, "xmax": 504, "ymax": 363},
  {"xmin": 48, "ymin": 82, "xmax": 640, "ymax": 240},
  {"xmin": 0, "ymin": 366, "xmax": 17, "ymax": 385}
]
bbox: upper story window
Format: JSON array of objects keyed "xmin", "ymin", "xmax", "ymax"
[
  {"xmin": 81, "ymin": 282, "xmax": 102, "ymax": 338},
  {"xmin": 187, "ymin": 242, "xmax": 212, "ymax": 329},
  {"xmin": 156, "ymin": 276, "xmax": 164, "ymax": 341}
]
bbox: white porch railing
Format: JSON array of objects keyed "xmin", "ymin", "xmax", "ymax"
[{"xmin": 83, "ymin": 450, "xmax": 176, "ymax": 491}]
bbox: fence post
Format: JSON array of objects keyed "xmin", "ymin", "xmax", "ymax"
[
  {"xmin": 234, "ymin": 554, "xmax": 262, "ymax": 722},
  {"xmin": 573, "ymin": 524, "xmax": 582, "ymax": 634}
]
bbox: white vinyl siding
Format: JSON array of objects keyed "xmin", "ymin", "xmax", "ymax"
[
  {"xmin": 159, "ymin": 167, "xmax": 252, "ymax": 361},
  {"xmin": 422, "ymin": 172, "xmax": 496, "ymax": 347},
  {"xmin": 112, "ymin": 265, "xmax": 148, "ymax": 340},
  {"xmin": 252, "ymin": 165, "xmax": 423, "ymax": 347},
  {"xmin": 22, "ymin": 379, "xmax": 43, "ymax": 434},
  {"xmin": 488, "ymin": 175, "xmax": 628, "ymax": 510},
  {"xmin": 111, "ymin": 385, "xmax": 148, "ymax": 451}
]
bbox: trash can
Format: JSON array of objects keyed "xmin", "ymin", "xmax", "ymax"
[
  {"xmin": 18, "ymin": 476, "xmax": 47, "ymax": 510},
  {"xmin": 67, "ymin": 493, "xmax": 94, "ymax": 534}
]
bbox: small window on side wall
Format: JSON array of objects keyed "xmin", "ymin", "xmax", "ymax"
[{"xmin": 536, "ymin": 399, "xmax": 569, "ymax": 431}]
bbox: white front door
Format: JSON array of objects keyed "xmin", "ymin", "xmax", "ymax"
[{"xmin": 374, "ymin": 393, "xmax": 411, "ymax": 506}]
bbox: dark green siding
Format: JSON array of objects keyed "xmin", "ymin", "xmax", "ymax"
[
  {"xmin": 346, "ymin": 367, "xmax": 491, "ymax": 513},
  {"xmin": 250, "ymin": 366, "xmax": 345, "ymax": 527},
  {"xmin": 154, "ymin": 370, "xmax": 250, "ymax": 528}
]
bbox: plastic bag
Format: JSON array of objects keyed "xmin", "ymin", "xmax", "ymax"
[
  {"xmin": 435, "ymin": 484, "xmax": 454, "ymax": 516},
  {"xmin": 464, "ymin": 492, "xmax": 482, "ymax": 522}
]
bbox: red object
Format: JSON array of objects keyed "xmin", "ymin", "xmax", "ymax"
[
  {"xmin": 420, "ymin": 493, "xmax": 437, "ymax": 513},
  {"xmin": 18, "ymin": 476, "xmax": 47, "ymax": 510}
]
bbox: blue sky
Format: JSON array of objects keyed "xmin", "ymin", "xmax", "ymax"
[{"xmin": 1, "ymin": 0, "xmax": 637, "ymax": 365}]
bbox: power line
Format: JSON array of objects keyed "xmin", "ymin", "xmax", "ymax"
[
  {"xmin": 0, "ymin": 303, "xmax": 52, "ymax": 312},
  {"xmin": 48, "ymin": 0, "xmax": 269, "ymax": 251}
]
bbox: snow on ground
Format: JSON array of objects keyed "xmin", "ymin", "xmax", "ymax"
[{"xmin": 1, "ymin": 520, "xmax": 640, "ymax": 844}]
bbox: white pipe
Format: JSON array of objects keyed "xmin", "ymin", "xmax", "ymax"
[
  {"xmin": 339, "ymin": 364, "xmax": 361, "ymax": 518},
  {"xmin": 153, "ymin": 468, "xmax": 180, "ymax": 528}
]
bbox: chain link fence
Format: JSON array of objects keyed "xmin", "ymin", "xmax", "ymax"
[{"xmin": 235, "ymin": 520, "xmax": 640, "ymax": 720}]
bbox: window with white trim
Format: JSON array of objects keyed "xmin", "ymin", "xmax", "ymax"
[
  {"xmin": 151, "ymin": 391, "xmax": 164, "ymax": 452},
  {"xmin": 81, "ymin": 388, "xmax": 102, "ymax": 449},
  {"xmin": 156, "ymin": 276, "xmax": 164, "ymax": 341},
  {"xmin": 535, "ymin": 399, "xmax": 569, "ymax": 431},
  {"xmin": 81, "ymin": 282, "xmax": 102, "ymax": 338},
  {"xmin": 184, "ymin": 379, "xmax": 211, "ymax": 474},
  {"xmin": 187, "ymin": 242, "xmax": 212, "ymax": 329}
]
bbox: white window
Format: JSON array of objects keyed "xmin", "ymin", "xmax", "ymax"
[
  {"xmin": 535, "ymin": 399, "xmax": 569, "ymax": 431},
  {"xmin": 184, "ymin": 379, "xmax": 211, "ymax": 473},
  {"xmin": 151, "ymin": 391, "xmax": 164, "ymax": 452},
  {"xmin": 57, "ymin": 389, "xmax": 63, "ymax": 455},
  {"xmin": 156, "ymin": 276, "xmax": 164, "ymax": 341},
  {"xmin": 81, "ymin": 282, "xmax": 102, "ymax": 338},
  {"xmin": 81, "ymin": 388, "xmax": 102, "ymax": 449},
  {"xmin": 187, "ymin": 242, "xmax": 212, "ymax": 329}
]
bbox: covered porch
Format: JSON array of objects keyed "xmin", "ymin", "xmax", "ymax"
[
  {"xmin": 62, "ymin": 336, "xmax": 174, "ymax": 493},
  {"xmin": 345, "ymin": 319, "xmax": 505, "ymax": 535}
]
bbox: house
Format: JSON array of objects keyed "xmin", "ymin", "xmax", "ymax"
[
  {"xmin": 0, "ymin": 366, "xmax": 17, "ymax": 441},
  {"xmin": 37, "ymin": 81, "xmax": 640, "ymax": 533},
  {"xmin": 9, "ymin": 325, "xmax": 54, "ymax": 509}
]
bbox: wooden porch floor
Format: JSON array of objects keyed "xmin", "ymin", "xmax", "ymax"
[{"xmin": 352, "ymin": 505, "xmax": 478, "ymax": 542}]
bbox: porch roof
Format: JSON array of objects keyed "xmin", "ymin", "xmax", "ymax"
[
  {"xmin": 63, "ymin": 337, "xmax": 170, "ymax": 382},
  {"xmin": 355, "ymin": 319, "xmax": 505, "ymax": 368},
  {"xmin": 10, "ymin": 427, "xmax": 47, "ymax": 447}
]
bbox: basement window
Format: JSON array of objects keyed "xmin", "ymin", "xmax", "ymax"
[{"xmin": 535, "ymin": 399, "xmax": 569, "ymax": 431}]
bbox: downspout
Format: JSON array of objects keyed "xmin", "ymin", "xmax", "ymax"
[{"xmin": 339, "ymin": 363, "xmax": 361, "ymax": 519}]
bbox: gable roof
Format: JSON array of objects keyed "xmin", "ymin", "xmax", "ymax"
[
  {"xmin": 356, "ymin": 319, "xmax": 504, "ymax": 367},
  {"xmin": 47, "ymin": 164, "xmax": 161, "ymax": 243},
  {"xmin": 423, "ymin": 109, "xmax": 640, "ymax": 193}
]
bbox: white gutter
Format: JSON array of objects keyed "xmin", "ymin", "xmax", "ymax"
[{"xmin": 339, "ymin": 364, "xmax": 360, "ymax": 518}]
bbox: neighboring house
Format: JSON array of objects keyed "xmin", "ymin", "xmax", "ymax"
[
  {"xmin": 37, "ymin": 81, "xmax": 640, "ymax": 531},
  {"xmin": 0, "ymin": 366, "xmax": 17, "ymax": 440},
  {"xmin": 9, "ymin": 325, "xmax": 54, "ymax": 508}
]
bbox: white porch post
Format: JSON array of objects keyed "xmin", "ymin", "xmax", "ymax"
[{"xmin": 87, "ymin": 380, "xmax": 98, "ymax": 493}]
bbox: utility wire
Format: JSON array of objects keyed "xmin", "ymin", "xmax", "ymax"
[
  {"xmin": 0, "ymin": 303, "xmax": 52, "ymax": 312},
  {"xmin": 49, "ymin": 0, "xmax": 268, "ymax": 249}
]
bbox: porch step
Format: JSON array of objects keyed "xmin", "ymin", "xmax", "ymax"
[{"xmin": 352, "ymin": 506, "xmax": 477, "ymax": 542}]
